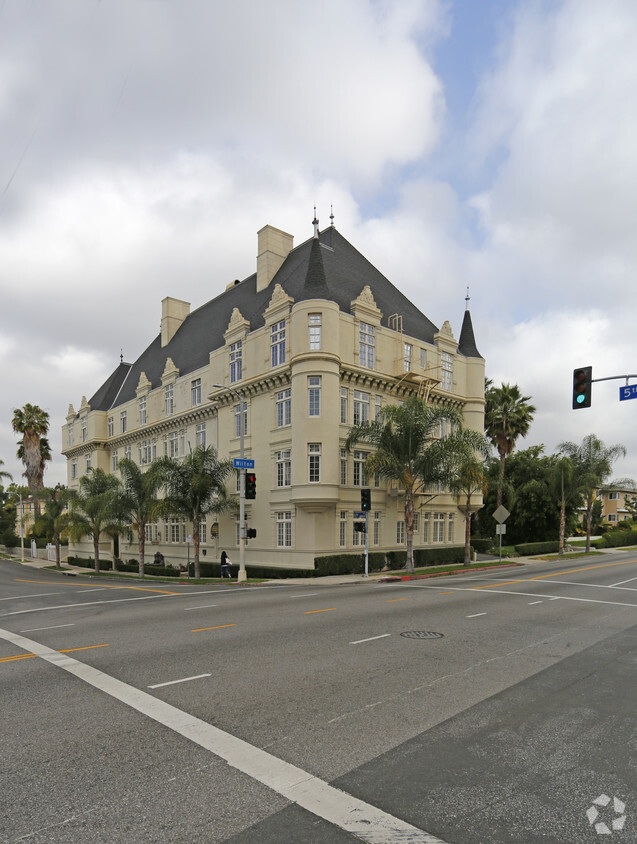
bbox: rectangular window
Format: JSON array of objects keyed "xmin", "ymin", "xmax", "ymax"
[
  {"xmin": 124, "ymin": 445, "xmax": 131, "ymax": 461},
  {"xmin": 396, "ymin": 521, "xmax": 405, "ymax": 544},
  {"xmin": 448, "ymin": 513, "xmax": 454, "ymax": 542},
  {"xmin": 353, "ymin": 518, "xmax": 364, "ymax": 546},
  {"xmin": 71, "ymin": 459, "xmax": 77, "ymax": 480},
  {"xmin": 340, "ymin": 387, "xmax": 348, "ymax": 424},
  {"xmin": 340, "ymin": 448, "xmax": 347, "ymax": 486},
  {"xmin": 141, "ymin": 439, "xmax": 152, "ymax": 464},
  {"xmin": 167, "ymin": 431, "xmax": 179, "ymax": 458},
  {"xmin": 309, "ymin": 313, "xmax": 321, "ymax": 350},
  {"xmin": 353, "ymin": 451, "xmax": 368, "ymax": 487},
  {"xmin": 276, "ymin": 388, "xmax": 291, "ymax": 427},
  {"xmin": 165, "ymin": 384, "xmax": 174, "ymax": 415},
  {"xmin": 191, "ymin": 378, "xmax": 202, "ymax": 406},
  {"xmin": 170, "ymin": 519, "xmax": 181, "ymax": 543},
  {"xmin": 119, "ymin": 410, "xmax": 127, "ymax": 434},
  {"xmin": 353, "ymin": 390, "xmax": 370, "ymax": 425},
  {"xmin": 86, "ymin": 453, "xmax": 91, "ymax": 472},
  {"xmin": 433, "ymin": 512, "xmax": 445, "ymax": 543},
  {"xmin": 139, "ymin": 396, "xmax": 147, "ymax": 425},
  {"xmin": 230, "ymin": 341, "xmax": 242, "ymax": 383},
  {"xmin": 403, "ymin": 343, "xmax": 413, "ymax": 372},
  {"xmin": 276, "ymin": 449, "xmax": 291, "ymax": 488},
  {"xmin": 413, "ymin": 512, "xmax": 420, "ymax": 534},
  {"xmin": 271, "ymin": 320, "xmax": 286, "ymax": 367},
  {"xmin": 423, "ymin": 512, "xmax": 431, "ymax": 542},
  {"xmin": 375, "ymin": 395, "xmax": 382, "ymax": 420},
  {"xmin": 359, "ymin": 322, "xmax": 375, "ymax": 368},
  {"xmin": 199, "ymin": 516, "xmax": 206, "ymax": 545},
  {"xmin": 441, "ymin": 352, "xmax": 453, "ymax": 391},
  {"xmin": 68, "ymin": 424, "xmax": 74, "ymax": 447},
  {"xmin": 235, "ymin": 403, "xmax": 247, "ymax": 438},
  {"xmin": 81, "ymin": 418, "xmax": 87, "ymax": 442},
  {"xmin": 420, "ymin": 348, "xmax": 426, "ymax": 369},
  {"xmin": 308, "ymin": 443, "xmax": 321, "ymax": 483},
  {"xmin": 196, "ymin": 423, "xmax": 206, "ymax": 448},
  {"xmin": 373, "ymin": 512, "xmax": 380, "ymax": 546},
  {"xmin": 112, "ymin": 450, "xmax": 119, "ymax": 472},
  {"xmin": 107, "ymin": 417, "xmax": 113, "ymax": 438},
  {"xmin": 609, "ymin": 491, "xmax": 620, "ymax": 500},
  {"xmin": 308, "ymin": 376, "xmax": 321, "ymax": 417},
  {"xmin": 608, "ymin": 514, "xmax": 617, "ymax": 522},
  {"xmin": 277, "ymin": 511, "xmax": 292, "ymax": 547},
  {"xmin": 339, "ymin": 511, "xmax": 347, "ymax": 547}
]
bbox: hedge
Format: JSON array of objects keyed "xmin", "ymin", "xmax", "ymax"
[
  {"xmin": 470, "ymin": 539, "xmax": 492, "ymax": 554},
  {"xmin": 313, "ymin": 547, "xmax": 466, "ymax": 575},
  {"xmin": 314, "ymin": 552, "xmax": 387, "ymax": 576},
  {"xmin": 595, "ymin": 528, "xmax": 637, "ymax": 548},
  {"xmin": 514, "ymin": 541, "xmax": 560, "ymax": 555}
]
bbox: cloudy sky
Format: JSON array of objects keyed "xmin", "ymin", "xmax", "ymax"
[{"xmin": 2, "ymin": 0, "xmax": 637, "ymax": 489}]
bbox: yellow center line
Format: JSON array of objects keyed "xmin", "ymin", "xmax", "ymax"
[
  {"xmin": 0, "ymin": 643, "xmax": 109, "ymax": 664},
  {"xmin": 15, "ymin": 578, "xmax": 180, "ymax": 595},
  {"xmin": 386, "ymin": 598, "xmax": 406, "ymax": 602},
  {"xmin": 439, "ymin": 592, "xmax": 454, "ymax": 595},
  {"xmin": 470, "ymin": 559, "xmax": 637, "ymax": 590},
  {"xmin": 304, "ymin": 608, "xmax": 336, "ymax": 614},
  {"xmin": 192, "ymin": 624, "xmax": 236, "ymax": 632}
]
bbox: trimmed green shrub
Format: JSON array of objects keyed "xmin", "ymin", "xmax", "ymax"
[
  {"xmin": 413, "ymin": 546, "xmax": 465, "ymax": 566},
  {"xmin": 596, "ymin": 528, "xmax": 637, "ymax": 548},
  {"xmin": 67, "ymin": 556, "xmax": 112, "ymax": 570},
  {"xmin": 514, "ymin": 541, "xmax": 560, "ymax": 555},
  {"xmin": 313, "ymin": 552, "xmax": 387, "ymax": 576}
]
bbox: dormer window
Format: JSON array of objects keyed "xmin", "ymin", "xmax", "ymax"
[
  {"xmin": 271, "ymin": 321, "xmax": 286, "ymax": 367},
  {"xmin": 359, "ymin": 322, "xmax": 374, "ymax": 368},
  {"xmin": 230, "ymin": 341, "xmax": 242, "ymax": 383}
]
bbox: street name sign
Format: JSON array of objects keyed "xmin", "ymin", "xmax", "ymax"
[
  {"xmin": 233, "ymin": 458, "xmax": 255, "ymax": 469},
  {"xmin": 354, "ymin": 512, "xmax": 366, "ymax": 519},
  {"xmin": 619, "ymin": 385, "xmax": 637, "ymax": 402}
]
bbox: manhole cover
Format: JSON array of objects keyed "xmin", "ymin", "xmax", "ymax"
[{"xmin": 400, "ymin": 631, "xmax": 444, "ymax": 640}]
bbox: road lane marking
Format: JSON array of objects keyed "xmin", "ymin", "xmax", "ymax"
[
  {"xmin": 408, "ymin": 583, "xmax": 637, "ymax": 608},
  {"xmin": 1, "ymin": 594, "xmax": 179, "ymax": 617},
  {"xmin": 0, "ymin": 643, "xmax": 109, "ymax": 663},
  {"xmin": 350, "ymin": 634, "xmax": 391, "ymax": 645},
  {"xmin": 20, "ymin": 623, "xmax": 75, "ymax": 632},
  {"xmin": 15, "ymin": 579, "xmax": 181, "ymax": 595},
  {"xmin": 304, "ymin": 608, "xmax": 336, "ymax": 614},
  {"xmin": 439, "ymin": 592, "xmax": 454, "ymax": 595},
  {"xmin": 0, "ymin": 592, "xmax": 62, "ymax": 601},
  {"xmin": 192, "ymin": 624, "xmax": 236, "ymax": 632},
  {"xmin": 149, "ymin": 673, "xmax": 211, "ymax": 689},
  {"xmin": 610, "ymin": 576, "xmax": 637, "ymax": 587},
  {"xmin": 527, "ymin": 601, "xmax": 543, "ymax": 605},
  {"xmin": 288, "ymin": 593, "xmax": 318, "ymax": 598},
  {"xmin": 386, "ymin": 598, "xmax": 406, "ymax": 603},
  {"xmin": 466, "ymin": 612, "xmax": 487, "ymax": 618},
  {"xmin": 76, "ymin": 588, "xmax": 107, "ymax": 593},
  {"xmin": 183, "ymin": 604, "xmax": 218, "ymax": 611},
  {"xmin": 469, "ymin": 559, "xmax": 637, "ymax": 590},
  {"xmin": 0, "ymin": 627, "xmax": 447, "ymax": 844}
]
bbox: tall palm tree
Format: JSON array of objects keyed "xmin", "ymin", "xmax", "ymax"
[
  {"xmin": 549, "ymin": 456, "xmax": 587, "ymax": 555},
  {"xmin": 558, "ymin": 434, "xmax": 627, "ymax": 553},
  {"xmin": 34, "ymin": 486, "xmax": 71, "ymax": 570},
  {"xmin": 346, "ymin": 395, "xmax": 486, "ymax": 573},
  {"xmin": 116, "ymin": 457, "xmax": 164, "ymax": 578},
  {"xmin": 485, "ymin": 383, "xmax": 536, "ymax": 509},
  {"xmin": 16, "ymin": 437, "xmax": 51, "ymax": 492},
  {"xmin": 154, "ymin": 446, "xmax": 235, "ymax": 579},
  {"xmin": 66, "ymin": 469, "xmax": 121, "ymax": 573},
  {"xmin": 12, "ymin": 404, "xmax": 50, "ymax": 495}
]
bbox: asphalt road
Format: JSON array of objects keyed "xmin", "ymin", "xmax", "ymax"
[{"xmin": 0, "ymin": 554, "xmax": 635, "ymax": 843}]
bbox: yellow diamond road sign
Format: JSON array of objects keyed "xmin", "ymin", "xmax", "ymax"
[{"xmin": 492, "ymin": 505, "xmax": 510, "ymax": 523}]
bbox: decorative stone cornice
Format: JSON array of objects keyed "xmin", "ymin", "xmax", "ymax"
[
  {"xmin": 351, "ymin": 285, "xmax": 382, "ymax": 323},
  {"xmin": 224, "ymin": 308, "xmax": 250, "ymax": 340},
  {"xmin": 264, "ymin": 283, "xmax": 294, "ymax": 321},
  {"xmin": 136, "ymin": 372, "xmax": 152, "ymax": 395},
  {"xmin": 79, "ymin": 396, "xmax": 90, "ymax": 414},
  {"xmin": 161, "ymin": 357, "xmax": 179, "ymax": 383}
]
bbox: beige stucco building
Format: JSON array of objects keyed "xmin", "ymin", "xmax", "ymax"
[{"xmin": 62, "ymin": 222, "xmax": 485, "ymax": 569}]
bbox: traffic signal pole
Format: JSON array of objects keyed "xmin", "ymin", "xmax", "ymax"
[{"xmin": 572, "ymin": 367, "xmax": 637, "ymax": 409}]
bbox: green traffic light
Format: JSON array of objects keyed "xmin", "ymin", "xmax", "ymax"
[{"xmin": 576, "ymin": 394, "xmax": 585, "ymax": 404}]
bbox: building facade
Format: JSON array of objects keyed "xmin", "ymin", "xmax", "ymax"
[{"xmin": 62, "ymin": 222, "xmax": 485, "ymax": 569}]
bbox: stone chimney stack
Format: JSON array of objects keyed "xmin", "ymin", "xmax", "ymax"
[
  {"xmin": 256, "ymin": 225, "xmax": 294, "ymax": 292},
  {"xmin": 161, "ymin": 296, "xmax": 190, "ymax": 347}
]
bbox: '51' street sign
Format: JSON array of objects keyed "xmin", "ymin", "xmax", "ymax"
[{"xmin": 619, "ymin": 385, "xmax": 637, "ymax": 402}]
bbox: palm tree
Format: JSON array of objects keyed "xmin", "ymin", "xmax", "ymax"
[
  {"xmin": 16, "ymin": 437, "xmax": 51, "ymax": 493},
  {"xmin": 448, "ymin": 450, "xmax": 489, "ymax": 566},
  {"xmin": 558, "ymin": 434, "xmax": 627, "ymax": 553},
  {"xmin": 34, "ymin": 486, "xmax": 71, "ymax": 569},
  {"xmin": 154, "ymin": 446, "xmax": 235, "ymax": 579},
  {"xmin": 116, "ymin": 457, "xmax": 164, "ymax": 577},
  {"xmin": 485, "ymin": 383, "xmax": 536, "ymax": 509},
  {"xmin": 12, "ymin": 404, "xmax": 50, "ymax": 495},
  {"xmin": 66, "ymin": 469, "xmax": 121, "ymax": 573},
  {"xmin": 345, "ymin": 395, "xmax": 486, "ymax": 574},
  {"xmin": 0, "ymin": 459, "xmax": 12, "ymax": 486},
  {"xmin": 549, "ymin": 456, "xmax": 587, "ymax": 555}
]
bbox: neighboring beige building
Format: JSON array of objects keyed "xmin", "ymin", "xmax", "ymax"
[
  {"xmin": 62, "ymin": 221, "xmax": 485, "ymax": 569},
  {"xmin": 594, "ymin": 487, "xmax": 636, "ymax": 525}
]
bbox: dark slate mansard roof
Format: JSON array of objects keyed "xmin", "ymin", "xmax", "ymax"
[{"xmin": 89, "ymin": 227, "xmax": 481, "ymax": 411}]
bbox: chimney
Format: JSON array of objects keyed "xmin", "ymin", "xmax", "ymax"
[
  {"xmin": 161, "ymin": 296, "xmax": 190, "ymax": 347},
  {"xmin": 256, "ymin": 225, "xmax": 294, "ymax": 292}
]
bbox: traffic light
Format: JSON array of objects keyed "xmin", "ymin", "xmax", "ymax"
[
  {"xmin": 246, "ymin": 528, "xmax": 257, "ymax": 539},
  {"xmin": 572, "ymin": 366, "xmax": 592, "ymax": 409},
  {"xmin": 245, "ymin": 472, "xmax": 256, "ymax": 499},
  {"xmin": 360, "ymin": 488, "xmax": 371, "ymax": 511}
]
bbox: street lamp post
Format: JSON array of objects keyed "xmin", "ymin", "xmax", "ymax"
[{"xmin": 214, "ymin": 384, "xmax": 247, "ymax": 583}]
